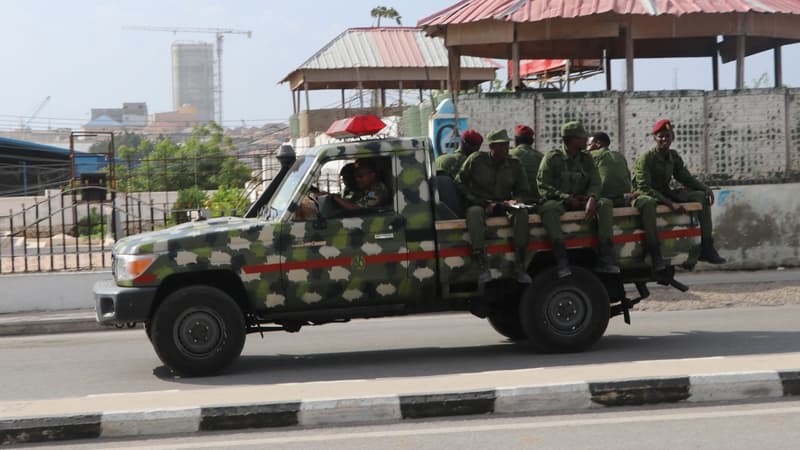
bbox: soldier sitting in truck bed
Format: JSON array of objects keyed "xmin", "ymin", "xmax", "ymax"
[{"xmin": 455, "ymin": 129, "xmax": 533, "ymax": 285}]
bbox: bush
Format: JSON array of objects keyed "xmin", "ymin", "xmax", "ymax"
[
  {"xmin": 173, "ymin": 187, "xmax": 209, "ymax": 224},
  {"xmin": 76, "ymin": 207, "xmax": 108, "ymax": 237}
]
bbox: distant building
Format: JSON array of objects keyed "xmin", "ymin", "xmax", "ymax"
[
  {"xmin": 145, "ymin": 105, "xmax": 199, "ymax": 134},
  {"xmin": 85, "ymin": 102, "xmax": 148, "ymax": 130},
  {"xmin": 172, "ymin": 42, "xmax": 215, "ymax": 124}
]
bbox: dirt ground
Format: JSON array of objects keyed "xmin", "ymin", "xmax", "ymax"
[{"xmin": 635, "ymin": 281, "xmax": 800, "ymax": 311}]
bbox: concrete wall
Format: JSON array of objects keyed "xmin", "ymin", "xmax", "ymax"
[
  {"xmin": 0, "ymin": 271, "xmax": 108, "ymax": 313},
  {"xmin": 711, "ymin": 183, "xmax": 800, "ymax": 270},
  {"xmin": 451, "ymin": 88, "xmax": 800, "ymax": 184}
]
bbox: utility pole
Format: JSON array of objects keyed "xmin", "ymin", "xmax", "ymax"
[{"xmin": 123, "ymin": 26, "xmax": 252, "ymax": 125}]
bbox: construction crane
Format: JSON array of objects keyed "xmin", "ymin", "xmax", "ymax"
[
  {"xmin": 19, "ymin": 96, "xmax": 51, "ymax": 131},
  {"xmin": 123, "ymin": 26, "xmax": 252, "ymax": 125}
]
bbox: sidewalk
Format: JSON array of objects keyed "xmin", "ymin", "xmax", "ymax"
[{"xmin": 0, "ymin": 268, "xmax": 797, "ymax": 337}]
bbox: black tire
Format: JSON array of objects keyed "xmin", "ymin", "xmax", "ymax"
[
  {"xmin": 150, "ymin": 285, "xmax": 246, "ymax": 377},
  {"xmin": 519, "ymin": 266, "xmax": 610, "ymax": 353},
  {"xmin": 487, "ymin": 310, "xmax": 527, "ymax": 341}
]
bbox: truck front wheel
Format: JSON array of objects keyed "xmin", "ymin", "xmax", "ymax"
[
  {"xmin": 150, "ymin": 286, "xmax": 246, "ymax": 377},
  {"xmin": 519, "ymin": 267, "xmax": 610, "ymax": 353}
]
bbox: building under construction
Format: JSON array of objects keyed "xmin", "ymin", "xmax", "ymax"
[{"xmin": 172, "ymin": 42, "xmax": 215, "ymax": 123}]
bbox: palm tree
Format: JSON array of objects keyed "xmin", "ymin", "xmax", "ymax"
[{"xmin": 371, "ymin": 6, "xmax": 402, "ymax": 27}]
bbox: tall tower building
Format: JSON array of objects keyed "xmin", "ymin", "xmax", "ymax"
[{"xmin": 171, "ymin": 42, "xmax": 215, "ymax": 123}]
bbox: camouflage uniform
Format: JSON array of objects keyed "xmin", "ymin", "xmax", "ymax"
[
  {"xmin": 351, "ymin": 181, "xmax": 391, "ymax": 208},
  {"xmin": 510, "ymin": 143, "xmax": 544, "ymax": 201},
  {"xmin": 455, "ymin": 151, "xmax": 531, "ymax": 252},
  {"xmin": 537, "ymin": 147, "xmax": 613, "ymax": 244},
  {"xmin": 632, "ymin": 147, "xmax": 711, "ymax": 246},
  {"xmin": 435, "ymin": 146, "xmax": 469, "ymax": 178},
  {"xmin": 590, "ymin": 146, "xmax": 632, "ymax": 207}
]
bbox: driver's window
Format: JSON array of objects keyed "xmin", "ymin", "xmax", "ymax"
[{"xmin": 291, "ymin": 156, "xmax": 394, "ymax": 222}]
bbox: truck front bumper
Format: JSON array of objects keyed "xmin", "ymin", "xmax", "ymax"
[{"xmin": 94, "ymin": 280, "xmax": 157, "ymax": 324}]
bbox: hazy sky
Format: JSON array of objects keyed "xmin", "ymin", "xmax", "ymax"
[{"xmin": 2, "ymin": 0, "xmax": 799, "ymax": 131}]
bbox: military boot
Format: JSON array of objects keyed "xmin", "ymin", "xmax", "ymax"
[
  {"xmin": 473, "ymin": 249, "xmax": 492, "ymax": 284},
  {"xmin": 594, "ymin": 239, "xmax": 621, "ymax": 274},
  {"xmin": 699, "ymin": 240, "xmax": 726, "ymax": 264},
  {"xmin": 514, "ymin": 248, "xmax": 533, "ymax": 284},
  {"xmin": 646, "ymin": 242, "xmax": 668, "ymax": 272},
  {"xmin": 552, "ymin": 242, "xmax": 572, "ymax": 278}
]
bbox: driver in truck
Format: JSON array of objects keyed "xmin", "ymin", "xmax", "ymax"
[{"xmin": 327, "ymin": 159, "xmax": 390, "ymax": 211}]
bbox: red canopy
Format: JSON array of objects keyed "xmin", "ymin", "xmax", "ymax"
[{"xmin": 326, "ymin": 115, "xmax": 387, "ymax": 138}]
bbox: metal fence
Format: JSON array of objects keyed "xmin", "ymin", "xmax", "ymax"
[{"xmin": 0, "ymin": 152, "xmax": 345, "ymax": 274}]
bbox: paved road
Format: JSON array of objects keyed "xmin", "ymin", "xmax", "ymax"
[
  {"xmin": 18, "ymin": 400, "xmax": 800, "ymax": 450},
  {"xmin": 2, "ymin": 305, "xmax": 800, "ymax": 402}
]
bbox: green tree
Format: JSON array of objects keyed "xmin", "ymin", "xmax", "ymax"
[
  {"xmin": 207, "ymin": 186, "xmax": 248, "ymax": 217},
  {"xmin": 114, "ymin": 123, "xmax": 251, "ymax": 193},
  {"xmin": 371, "ymin": 6, "xmax": 402, "ymax": 26}
]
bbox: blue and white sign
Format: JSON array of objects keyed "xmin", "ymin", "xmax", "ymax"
[{"xmin": 429, "ymin": 98, "xmax": 468, "ymax": 158}]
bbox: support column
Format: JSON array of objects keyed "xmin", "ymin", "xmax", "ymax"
[
  {"xmin": 511, "ymin": 40, "xmax": 521, "ymax": 91},
  {"xmin": 292, "ymin": 90, "xmax": 297, "ymax": 114},
  {"xmin": 398, "ymin": 80, "xmax": 403, "ymax": 107},
  {"xmin": 625, "ymin": 25, "xmax": 634, "ymax": 92},
  {"xmin": 736, "ymin": 35, "xmax": 746, "ymax": 89},
  {"xmin": 565, "ymin": 59, "xmax": 571, "ymax": 93},
  {"xmin": 774, "ymin": 45, "xmax": 783, "ymax": 88},
  {"xmin": 605, "ymin": 49, "xmax": 611, "ymax": 91},
  {"xmin": 712, "ymin": 50, "xmax": 719, "ymax": 91},
  {"xmin": 341, "ymin": 89, "xmax": 346, "ymax": 112}
]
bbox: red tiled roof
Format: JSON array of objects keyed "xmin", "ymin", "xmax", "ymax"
[{"xmin": 419, "ymin": 0, "xmax": 800, "ymax": 26}]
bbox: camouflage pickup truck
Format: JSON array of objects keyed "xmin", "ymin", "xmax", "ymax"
[{"xmin": 94, "ymin": 136, "xmax": 702, "ymax": 376}]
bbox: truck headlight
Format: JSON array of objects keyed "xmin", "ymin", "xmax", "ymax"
[{"xmin": 114, "ymin": 254, "xmax": 159, "ymax": 282}]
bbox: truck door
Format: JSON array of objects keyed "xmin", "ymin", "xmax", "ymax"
[{"xmin": 278, "ymin": 155, "xmax": 409, "ymax": 311}]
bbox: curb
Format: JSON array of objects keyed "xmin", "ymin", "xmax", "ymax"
[
  {"xmin": 0, "ymin": 311, "xmax": 116, "ymax": 337},
  {"xmin": 2, "ymin": 370, "xmax": 798, "ymax": 445}
]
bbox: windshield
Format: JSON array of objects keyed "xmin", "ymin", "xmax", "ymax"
[{"xmin": 263, "ymin": 156, "xmax": 313, "ymax": 219}]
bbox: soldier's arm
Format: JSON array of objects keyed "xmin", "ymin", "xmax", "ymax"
[
  {"xmin": 511, "ymin": 161, "xmax": 533, "ymax": 204},
  {"xmin": 672, "ymin": 152, "xmax": 708, "ymax": 191},
  {"xmin": 632, "ymin": 152, "xmax": 670, "ymax": 203},
  {"xmin": 537, "ymin": 153, "xmax": 570, "ymax": 201},
  {"xmin": 586, "ymin": 157, "xmax": 601, "ymax": 198},
  {"xmin": 455, "ymin": 156, "xmax": 481, "ymax": 206}
]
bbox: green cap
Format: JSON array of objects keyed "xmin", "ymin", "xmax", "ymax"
[
  {"xmin": 486, "ymin": 129, "xmax": 510, "ymax": 144},
  {"xmin": 561, "ymin": 121, "xmax": 588, "ymax": 139}
]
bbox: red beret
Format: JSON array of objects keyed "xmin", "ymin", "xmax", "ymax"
[
  {"xmin": 515, "ymin": 125, "xmax": 534, "ymax": 138},
  {"xmin": 461, "ymin": 129, "xmax": 483, "ymax": 146},
  {"xmin": 652, "ymin": 119, "xmax": 673, "ymax": 134}
]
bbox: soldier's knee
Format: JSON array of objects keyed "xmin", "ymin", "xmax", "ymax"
[
  {"xmin": 466, "ymin": 205, "xmax": 485, "ymax": 221},
  {"xmin": 686, "ymin": 190, "xmax": 708, "ymax": 205},
  {"xmin": 634, "ymin": 196, "xmax": 657, "ymax": 211},
  {"xmin": 538, "ymin": 200, "xmax": 563, "ymax": 215}
]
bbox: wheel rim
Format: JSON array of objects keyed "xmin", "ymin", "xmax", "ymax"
[
  {"xmin": 543, "ymin": 287, "xmax": 590, "ymax": 336},
  {"xmin": 174, "ymin": 307, "xmax": 225, "ymax": 358}
]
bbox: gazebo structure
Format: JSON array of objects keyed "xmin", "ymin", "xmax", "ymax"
[
  {"xmin": 419, "ymin": 0, "xmax": 800, "ymax": 93},
  {"xmin": 280, "ymin": 27, "xmax": 497, "ymax": 136}
]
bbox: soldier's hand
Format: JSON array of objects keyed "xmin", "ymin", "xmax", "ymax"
[
  {"xmin": 566, "ymin": 195, "xmax": 582, "ymax": 209},
  {"xmin": 584, "ymin": 197, "xmax": 598, "ymax": 221},
  {"xmin": 624, "ymin": 192, "xmax": 639, "ymax": 201},
  {"xmin": 705, "ymin": 188, "xmax": 715, "ymax": 206},
  {"xmin": 484, "ymin": 202, "xmax": 496, "ymax": 214},
  {"xmin": 668, "ymin": 201, "xmax": 687, "ymax": 214}
]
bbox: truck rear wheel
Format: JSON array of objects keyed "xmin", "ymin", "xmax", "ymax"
[
  {"xmin": 519, "ymin": 267, "xmax": 610, "ymax": 353},
  {"xmin": 487, "ymin": 310, "xmax": 527, "ymax": 341},
  {"xmin": 150, "ymin": 285, "xmax": 246, "ymax": 377}
]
